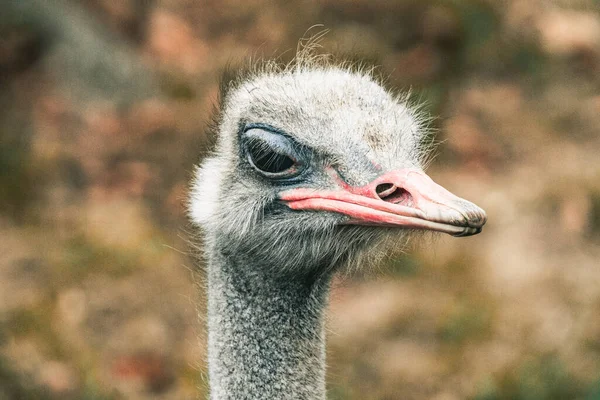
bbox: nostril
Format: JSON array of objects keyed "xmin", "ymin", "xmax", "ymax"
[
  {"xmin": 375, "ymin": 183, "xmax": 413, "ymax": 206},
  {"xmin": 375, "ymin": 183, "xmax": 396, "ymax": 198}
]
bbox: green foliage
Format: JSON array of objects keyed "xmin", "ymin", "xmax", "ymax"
[
  {"xmin": 5, "ymin": 306, "xmax": 68, "ymax": 361},
  {"xmin": 160, "ymin": 73, "xmax": 197, "ymax": 100},
  {"xmin": 328, "ymin": 384, "xmax": 353, "ymax": 400},
  {"xmin": 0, "ymin": 355, "xmax": 50, "ymax": 400},
  {"xmin": 78, "ymin": 379, "xmax": 120, "ymax": 400},
  {"xmin": 0, "ymin": 126, "xmax": 38, "ymax": 222},
  {"xmin": 585, "ymin": 380, "xmax": 600, "ymax": 400},
  {"xmin": 473, "ymin": 355, "xmax": 592, "ymax": 400},
  {"xmin": 0, "ymin": 353, "xmax": 121, "ymax": 400},
  {"xmin": 57, "ymin": 236, "xmax": 138, "ymax": 283},
  {"xmin": 449, "ymin": 0, "xmax": 498, "ymax": 50},
  {"xmin": 439, "ymin": 300, "xmax": 491, "ymax": 344},
  {"xmin": 589, "ymin": 192, "xmax": 600, "ymax": 239}
]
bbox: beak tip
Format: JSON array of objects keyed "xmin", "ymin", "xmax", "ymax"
[
  {"xmin": 460, "ymin": 202, "xmax": 487, "ymax": 229},
  {"xmin": 474, "ymin": 208, "xmax": 488, "ymax": 227}
]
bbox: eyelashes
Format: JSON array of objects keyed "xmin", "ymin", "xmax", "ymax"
[{"xmin": 246, "ymin": 138, "xmax": 296, "ymax": 174}]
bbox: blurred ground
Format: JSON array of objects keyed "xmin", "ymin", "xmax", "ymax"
[{"xmin": 1, "ymin": 0, "xmax": 600, "ymax": 399}]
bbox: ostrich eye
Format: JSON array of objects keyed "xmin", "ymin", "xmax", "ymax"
[
  {"xmin": 242, "ymin": 127, "xmax": 303, "ymax": 178},
  {"xmin": 247, "ymin": 141, "xmax": 295, "ymax": 173}
]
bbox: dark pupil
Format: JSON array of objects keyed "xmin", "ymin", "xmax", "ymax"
[{"xmin": 247, "ymin": 141, "xmax": 295, "ymax": 173}]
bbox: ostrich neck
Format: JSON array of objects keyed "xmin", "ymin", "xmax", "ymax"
[{"xmin": 206, "ymin": 247, "xmax": 331, "ymax": 400}]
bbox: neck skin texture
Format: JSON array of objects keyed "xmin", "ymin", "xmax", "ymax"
[{"xmin": 206, "ymin": 246, "xmax": 331, "ymax": 400}]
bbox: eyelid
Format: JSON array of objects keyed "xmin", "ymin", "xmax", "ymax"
[
  {"xmin": 242, "ymin": 128, "xmax": 301, "ymax": 161},
  {"xmin": 242, "ymin": 123, "xmax": 303, "ymax": 148}
]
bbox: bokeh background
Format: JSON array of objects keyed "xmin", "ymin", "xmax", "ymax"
[{"xmin": 1, "ymin": 0, "xmax": 600, "ymax": 399}]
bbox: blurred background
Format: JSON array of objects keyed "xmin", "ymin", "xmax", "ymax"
[{"xmin": 1, "ymin": 0, "xmax": 600, "ymax": 399}]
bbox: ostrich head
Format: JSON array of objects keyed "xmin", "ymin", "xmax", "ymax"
[{"xmin": 190, "ymin": 58, "xmax": 486, "ymax": 276}]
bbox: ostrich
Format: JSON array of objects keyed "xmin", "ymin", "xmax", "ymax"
[{"xmin": 189, "ymin": 52, "xmax": 486, "ymax": 400}]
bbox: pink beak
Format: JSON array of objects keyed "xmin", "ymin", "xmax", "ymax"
[{"xmin": 279, "ymin": 169, "xmax": 486, "ymax": 237}]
